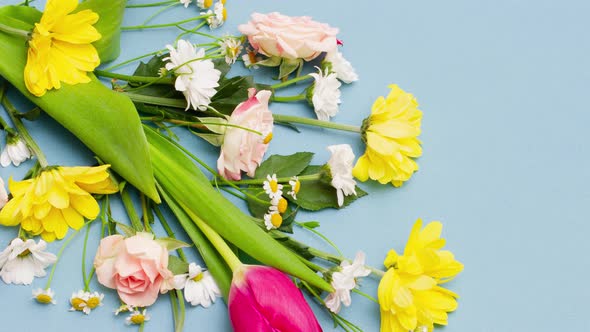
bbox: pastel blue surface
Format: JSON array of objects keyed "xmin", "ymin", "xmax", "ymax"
[{"xmin": 1, "ymin": 0, "xmax": 589, "ymax": 331}]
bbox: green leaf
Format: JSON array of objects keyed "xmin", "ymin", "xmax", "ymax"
[
  {"xmin": 300, "ymin": 221, "xmax": 320, "ymax": 229},
  {"xmin": 209, "ymin": 76, "xmax": 258, "ymax": 115},
  {"xmin": 16, "ymin": 107, "xmax": 41, "ymax": 121},
  {"xmin": 292, "ymin": 165, "xmax": 368, "ymax": 211},
  {"xmin": 146, "ymin": 127, "xmax": 332, "ymax": 292},
  {"xmin": 0, "ymin": 19, "xmax": 160, "ymax": 202},
  {"xmin": 77, "ymin": 0, "xmax": 126, "ymax": 63},
  {"xmin": 168, "ymin": 255, "xmax": 189, "ymax": 275},
  {"xmin": 278, "ymin": 58, "xmax": 303, "ymax": 80},
  {"xmin": 115, "ymin": 222, "xmax": 136, "ymax": 237},
  {"xmin": 0, "ymin": 5, "xmax": 39, "ymax": 31},
  {"xmin": 254, "ymin": 56, "xmax": 281, "ymax": 68},
  {"xmin": 192, "ymin": 132, "xmax": 223, "ymax": 147},
  {"xmin": 133, "ymin": 55, "xmax": 167, "ymax": 78},
  {"xmin": 254, "ymin": 152, "xmax": 314, "ymax": 179},
  {"xmin": 156, "ymin": 237, "xmax": 191, "ymax": 251},
  {"xmin": 213, "ymin": 58, "xmax": 231, "ymax": 79}
]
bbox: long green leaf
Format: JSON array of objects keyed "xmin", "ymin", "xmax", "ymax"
[
  {"xmin": 145, "ymin": 127, "xmax": 332, "ymax": 292},
  {"xmin": 78, "ymin": 0, "xmax": 126, "ymax": 62},
  {"xmin": 0, "ymin": 7, "xmax": 159, "ymax": 202}
]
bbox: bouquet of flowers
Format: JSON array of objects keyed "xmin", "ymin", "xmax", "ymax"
[{"xmin": 0, "ymin": 1, "xmax": 463, "ymax": 331}]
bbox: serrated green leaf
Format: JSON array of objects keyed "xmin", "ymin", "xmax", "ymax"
[
  {"xmin": 292, "ymin": 165, "xmax": 368, "ymax": 211},
  {"xmin": 254, "ymin": 152, "xmax": 314, "ymax": 179},
  {"xmin": 168, "ymin": 255, "xmax": 189, "ymax": 275}
]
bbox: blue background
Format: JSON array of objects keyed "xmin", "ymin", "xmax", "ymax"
[{"xmin": 1, "ymin": 0, "xmax": 589, "ymax": 331}]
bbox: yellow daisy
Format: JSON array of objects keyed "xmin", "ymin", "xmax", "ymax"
[
  {"xmin": 352, "ymin": 85, "xmax": 422, "ymax": 187},
  {"xmin": 378, "ymin": 219, "xmax": 463, "ymax": 332},
  {"xmin": 24, "ymin": 0, "xmax": 102, "ymax": 97},
  {"xmin": 0, "ymin": 165, "xmax": 117, "ymax": 242}
]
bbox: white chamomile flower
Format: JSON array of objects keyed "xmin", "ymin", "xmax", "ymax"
[
  {"xmin": 164, "ymin": 39, "xmax": 221, "ymax": 111},
  {"xmin": 0, "ymin": 177, "xmax": 7, "ymax": 209},
  {"xmin": 70, "ymin": 291, "xmax": 103, "ymax": 314},
  {"xmin": 326, "ymin": 144, "xmax": 357, "ymax": 207},
  {"xmin": 270, "ymin": 196, "xmax": 288, "ymax": 214},
  {"xmin": 309, "ymin": 67, "xmax": 342, "ymax": 121},
  {"xmin": 126, "ymin": 309, "xmax": 150, "ymax": 325},
  {"xmin": 263, "ymin": 211, "xmax": 283, "ymax": 230},
  {"xmin": 1, "ymin": 133, "xmax": 32, "ymax": 167},
  {"xmin": 202, "ymin": 1, "xmax": 226, "ymax": 29},
  {"xmin": 287, "ymin": 176, "xmax": 300, "ymax": 200},
  {"xmin": 196, "ymin": 0, "xmax": 212, "ymax": 9},
  {"xmin": 218, "ymin": 37, "xmax": 243, "ymax": 65},
  {"xmin": 0, "ymin": 238, "xmax": 57, "ymax": 285},
  {"xmin": 324, "ymin": 51, "xmax": 359, "ymax": 84},
  {"xmin": 33, "ymin": 288, "xmax": 56, "ymax": 305},
  {"xmin": 262, "ymin": 174, "xmax": 283, "ymax": 199},
  {"xmin": 173, "ymin": 263, "xmax": 221, "ymax": 307},
  {"xmin": 324, "ymin": 251, "xmax": 371, "ymax": 313},
  {"xmin": 179, "ymin": 0, "xmax": 191, "ymax": 8},
  {"xmin": 114, "ymin": 304, "xmax": 135, "ymax": 316}
]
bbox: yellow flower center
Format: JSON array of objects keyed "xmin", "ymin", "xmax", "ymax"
[
  {"xmin": 271, "ymin": 213, "xmax": 283, "ymax": 228},
  {"xmin": 277, "ymin": 197, "xmax": 288, "ymax": 214},
  {"xmin": 86, "ymin": 297, "xmax": 101, "ymax": 309},
  {"xmin": 36, "ymin": 294, "xmax": 53, "ymax": 304},
  {"xmin": 222, "ymin": 8, "xmax": 227, "ymax": 21},
  {"xmin": 70, "ymin": 298, "xmax": 86, "ymax": 311},
  {"xmin": 204, "ymin": 0, "xmax": 213, "ymax": 7},
  {"xmin": 293, "ymin": 180, "xmax": 301, "ymax": 194},
  {"xmin": 270, "ymin": 180, "xmax": 278, "ymax": 193},
  {"xmin": 130, "ymin": 314, "xmax": 146, "ymax": 325},
  {"xmin": 263, "ymin": 132, "xmax": 273, "ymax": 144},
  {"xmin": 191, "ymin": 272, "xmax": 204, "ymax": 282}
]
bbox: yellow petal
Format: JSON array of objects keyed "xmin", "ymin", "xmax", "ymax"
[
  {"xmin": 61, "ymin": 207, "xmax": 84, "ymax": 230},
  {"xmin": 0, "ymin": 198, "xmax": 23, "ymax": 226},
  {"xmin": 41, "ymin": 231, "xmax": 57, "ymax": 243},
  {"xmin": 70, "ymin": 194, "xmax": 99, "ymax": 219},
  {"xmin": 51, "ymin": 10, "xmax": 101, "ymax": 44}
]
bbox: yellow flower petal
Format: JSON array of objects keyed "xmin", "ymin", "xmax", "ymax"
[
  {"xmin": 51, "ymin": 10, "xmax": 101, "ymax": 44},
  {"xmin": 70, "ymin": 194, "xmax": 100, "ymax": 219},
  {"xmin": 61, "ymin": 207, "xmax": 84, "ymax": 230}
]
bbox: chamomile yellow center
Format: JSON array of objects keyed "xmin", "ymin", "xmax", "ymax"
[
  {"xmin": 191, "ymin": 272, "xmax": 204, "ymax": 282},
  {"xmin": 263, "ymin": 132, "xmax": 273, "ymax": 144},
  {"xmin": 277, "ymin": 197, "xmax": 288, "ymax": 214},
  {"xmin": 36, "ymin": 294, "xmax": 53, "ymax": 304},
  {"xmin": 271, "ymin": 213, "xmax": 283, "ymax": 228},
  {"xmin": 86, "ymin": 297, "xmax": 101, "ymax": 309},
  {"xmin": 131, "ymin": 314, "xmax": 146, "ymax": 325},
  {"xmin": 270, "ymin": 180, "xmax": 279, "ymax": 193},
  {"xmin": 222, "ymin": 8, "xmax": 227, "ymax": 21},
  {"xmin": 293, "ymin": 180, "xmax": 301, "ymax": 194},
  {"xmin": 17, "ymin": 249, "xmax": 31, "ymax": 258},
  {"xmin": 204, "ymin": 0, "xmax": 213, "ymax": 7},
  {"xmin": 71, "ymin": 298, "xmax": 86, "ymax": 311}
]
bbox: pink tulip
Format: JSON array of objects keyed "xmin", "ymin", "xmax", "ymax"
[{"xmin": 228, "ymin": 265, "xmax": 322, "ymax": 332}]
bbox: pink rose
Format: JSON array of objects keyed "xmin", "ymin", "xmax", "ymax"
[
  {"xmin": 238, "ymin": 12, "xmax": 339, "ymax": 61},
  {"xmin": 93, "ymin": 232, "xmax": 174, "ymax": 307},
  {"xmin": 217, "ymin": 88, "xmax": 273, "ymax": 180}
]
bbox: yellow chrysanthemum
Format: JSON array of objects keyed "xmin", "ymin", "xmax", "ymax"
[
  {"xmin": 378, "ymin": 219, "xmax": 463, "ymax": 332},
  {"xmin": 0, "ymin": 165, "xmax": 117, "ymax": 242},
  {"xmin": 24, "ymin": 0, "xmax": 102, "ymax": 97},
  {"xmin": 352, "ymin": 85, "xmax": 422, "ymax": 187}
]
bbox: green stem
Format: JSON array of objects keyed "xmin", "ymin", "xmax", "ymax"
[
  {"xmin": 181, "ymin": 204, "xmax": 242, "ymax": 271},
  {"xmin": 271, "ymin": 94, "xmax": 307, "ymax": 103},
  {"xmin": 270, "ymin": 75, "xmax": 312, "ymax": 90},
  {"xmin": 143, "ymin": 117, "xmax": 263, "ymax": 136},
  {"xmin": 0, "ymin": 113, "xmax": 16, "ymax": 135},
  {"xmin": 351, "ymin": 288, "xmax": 378, "ymax": 303},
  {"xmin": 122, "ymin": 15, "xmax": 211, "ymax": 30},
  {"xmin": 140, "ymin": 194, "xmax": 153, "ymax": 233},
  {"xmin": 295, "ymin": 221, "xmax": 344, "ymax": 257},
  {"xmin": 101, "ymin": 49, "xmax": 165, "ymax": 72},
  {"xmin": 174, "ymin": 290, "xmax": 185, "ymax": 332},
  {"xmin": 126, "ymin": 92, "xmax": 186, "ymax": 108},
  {"xmin": 81, "ymin": 220, "xmax": 92, "ymax": 291},
  {"xmin": 1, "ymin": 92, "xmax": 48, "ymax": 167},
  {"xmin": 0, "ymin": 23, "xmax": 29, "ymax": 38},
  {"xmin": 142, "ymin": 3, "xmax": 178, "ymax": 25},
  {"xmin": 154, "ymin": 205, "xmax": 188, "ymax": 262},
  {"xmin": 45, "ymin": 221, "xmax": 93, "ymax": 289},
  {"xmin": 272, "ymin": 114, "xmax": 361, "ymax": 133},
  {"xmin": 94, "ymin": 70, "xmax": 174, "ymax": 84},
  {"xmin": 126, "ymin": 0, "xmax": 176, "ymax": 8},
  {"xmin": 175, "ymin": 22, "xmax": 209, "ymax": 42},
  {"xmin": 120, "ymin": 186, "xmax": 144, "ymax": 232}
]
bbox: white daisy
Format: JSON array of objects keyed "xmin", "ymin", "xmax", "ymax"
[
  {"xmin": 202, "ymin": 1, "xmax": 225, "ymax": 29},
  {"xmin": 270, "ymin": 196, "xmax": 288, "ymax": 214},
  {"xmin": 164, "ymin": 39, "xmax": 221, "ymax": 111},
  {"xmin": 196, "ymin": 0, "xmax": 211, "ymax": 9},
  {"xmin": 287, "ymin": 176, "xmax": 300, "ymax": 200},
  {"xmin": 324, "ymin": 51, "xmax": 359, "ymax": 84},
  {"xmin": 33, "ymin": 288, "xmax": 56, "ymax": 305},
  {"xmin": 326, "ymin": 144, "xmax": 357, "ymax": 207},
  {"xmin": 262, "ymin": 174, "xmax": 283, "ymax": 199},
  {"xmin": 324, "ymin": 251, "xmax": 371, "ymax": 313},
  {"xmin": 126, "ymin": 309, "xmax": 150, "ymax": 325},
  {"xmin": 263, "ymin": 211, "xmax": 282, "ymax": 230},
  {"xmin": 1, "ymin": 134, "xmax": 32, "ymax": 167},
  {"xmin": 218, "ymin": 36, "xmax": 243, "ymax": 65},
  {"xmin": 114, "ymin": 304, "xmax": 135, "ymax": 316},
  {"xmin": 0, "ymin": 238, "xmax": 57, "ymax": 285},
  {"xmin": 179, "ymin": 0, "xmax": 191, "ymax": 8},
  {"xmin": 70, "ymin": 290, "xmax": 104, "ymax": 314},
  {"xmin": 309, "ymin": 67, "xmax": 342, "ymax": 121},
  {"xmin": 173, "ymin": 263, "xmax": 221, "ymax": 307},
  {"xmin": 0, "ymin": 177, "xmax": 7, "ymax": 209}
]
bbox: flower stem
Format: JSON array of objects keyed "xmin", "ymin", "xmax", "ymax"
[
  {"xmin": 271, "ymin": 94, "xmax": 307, "ymax": 103},
  {"xmin": 94, "ymin": 70, "xmax": 174, "ymax": 84},
  {"xmin": 126, "ymin": 92, "xmax": 186, "ymax": 108},
  {"xmin": 216, "ymin": 174, "xmax": 321, "ymax": 186},
  {"xmin": 181, "ymin": 205, "xmax": 242, "ymax": 271},
  {"xmin": 270, "ymin": 74, "xmax": 312, "ymax": 90},
  {"xmin": 1, "ymin": 92, "xmax": 48, "ymax": 167},
  {"xmin": 351, "ymin": 288, "xmax": 378, "ymax": 303},
  {"xmin": 101, "ymin": 49, "xmax": 166, "ymax": 72},
  {"xmin": 120, "ymin": 186, "xmax": 144, "ymax": 232},
  {"xmin": 272, "ymin": 114, "xmax": 361, "ymax": 133},
  {"xmin": 295, "ymin": 221, "xmax": 344, "ymax": 257},
  {"xmin": 0, "ymin": 23, "xmax": 30, "ymax": 39},
  {"xmin": 142, "ymin": 2, "xmax": 179, "ymax": 25},
  {"xmin": 121, "ymin": 15, "xmax": 211, "ymax": 30},
  {"xmin": 154, "ymin": 205, "xmax": 188, "ymax": 262},
  {"xmin": 126, "ymin": 0, "xmax": 176, "ymax": 8},
  {"xmin": 81, "ymin": 220, "xmax": 92, "ymax": 291}
]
